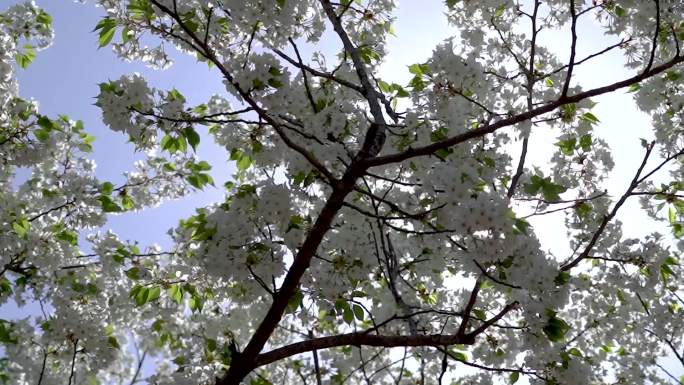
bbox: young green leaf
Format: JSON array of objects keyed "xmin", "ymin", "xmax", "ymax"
[{"xmin": 94, "ymin": 17, "xmax": 118, "ymax": 48}]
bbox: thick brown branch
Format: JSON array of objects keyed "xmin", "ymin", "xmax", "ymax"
[
  {"xmin": 255, "ymin": 332, "xmax": 474, "ymax": 368},
  {"xmin": 466, "ymin": 301, "xmax": 519, "ymax": 338},
  {"xmin": 319, "ymin": 0, "xmax": 388, "ymax": 158},
  {"xmin": 456, "ymin": 277, "xmax": 483, "ymax": 337},
  {"xmin": 363, "ymin": 54, "xmax": 684, "ymax": 168},
  {"xmin": 645, "ymin": 0, "xmax": 661, "ymax": 71},
  {"xmin": 561, "ymin": 0, "xmax": 579, "ymax": 97},
  {"xmin": 508, "ymin": 0, "xmax": 540, "ymax": 198}
]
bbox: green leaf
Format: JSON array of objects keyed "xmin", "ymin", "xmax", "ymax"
[
  {"xmin": 184, "ymin": 127, "xmax": 200, "ymax": 151},
  {"xmin": 189, "ymin": 294, "xmax": 203, "ymax": 312},
  {"xmin": 545, "ymin": 77, "xmax": 554, "ymax": 87},
  {"xmin": 167, "ymin": 284, "xmax": 184, "ymax": 305},
  {"xmin": 353, "ymin": 304, "xmax": 365, "ymax": 320},
  {"xmin": 509, "ymin": 372, "xmax": 520, "ymax": 384},
  {"xmin": 231, "ymin": 148, "xmax": 252, "ymax": 171},
  {"xmin": 101, "ymin": 182, "xmax": 114, "ymax": 195},
  {"xmin": 163, "ymin": 162, "xmax": 177, "ymax": 172},
  {"xmin": 250, "ymin": 377, "xmax": 273, "ymax": 385},
  {"xmin": 543, "ymin": 314, "xmax": 570, "ymax": 342},
  {"xmin": 167, "ymin": 88, "xmax": 185, "ymax": 102},
  {"xmin": 445, "ymin": 0, "xmax": 459, "ymax": 9},
  {"xmin": 575, "ymin": 202, "xmax": 592, "ymax": 219},
  {"xmin": 541, "ymin": 181, "xmax": 566, "ymax": 202},
  {"xmin": 237, "ymin": 154, "xmax": 251, "ymax": 171},
  {"xmin": 147, "ymin": 286, "xmax": 161, "ymax": 302},
  {"xmin": 35, "ymin": 129, "xmax": 52, "ymax": 142},
  {"xmin": 661, "ymin": 263, "xmax": 676, "ymax": 282},
  {"xmin": 408, "ymin": 63, "xmax": 428, "ymax": 75},
  {"xmin": 78, "ymin": 132, "xmax": 96, "ymax": 152},
  {"xmin": 450, "ymin": 350, "xmax": 468, "ymax": 361},
  {"xmin": 185, "ymin": 161, "xmax": 214, "ymax": 190},
  {"xmin": 267, "ymin": 77, "xmax": 283, "ymax": 88},
  {"xmin": 472, "ymin": 309, "xmax": 486, "ymax": 320},
  {"xmin": 111, "ymin": 247, "xmax": 129, "ymax": 264},
  {"xmin": 98, "ymin": 195, "xmax": 123, "ymax": 213},
  {"xmin": 121, "ymin": 27, "xmax": 134, "ymax": 44},
  {"xmin": 579, "ymin": 134, "xmax": 592, "ymax": 151},
  {"xmin": 128, "ymin": 0, "xmax": 156, "ymax": 21},
  {"xmin": 579, "ymin": 112, "xmax": 600, "ymax": 125},
  {"xmin": 36, "ymin": 116, "xmax": 53, "ymax": 131},
  {"xmin": 494, "ymin": 4, "xmax": 506, "ymax": 18},
  {"xmin": 195, "ymin": 160, "xmax": 211, "ymax": 171},
  {"xmin": 160, "ymin": 134, "xmax": 176, "ymax": 153},
  {"xmin": 674, "ymin": 223, "xmax": 684, "ymax": 239},
  {"xmin": 567, "ymin": 347, "xmax": 583, "ymax": 357},
  {"xmin": 670, "ymin": 206, "xmax": 677, "ymax": 225},
  {"xmin": 107, "ymin": 336, "xmax": 121, "ymax": 349},
  {"xmin": 0, "ymin": 277, "xmax": 12, "ymax": 296},
  {"xmin": 37, "ymin": 10, "xmax": 52, "ymax": 28},
  {"xmin": 180, "ymin": 11, "xmax": 200, "ymax": 33},
  {"xmin": 560, "ymin": 103, "xmax": 577, "ymax": 122},
  {"xmin": 56, "ymin": 230, "xmax": 79, "ymax": 246},
  {"xmin": 12, "ymin": 218, "xmax": 30, "ymax": 239},
  {"xmin": 357, "ymin": 45, "xmax": 380, "ymax": 63},
  {"xmin": 557, "ymin": 137, "xmax": 576, "ymax": 156},
  {"xmin": 15, "ymin": 44, "xmax": 36, "ymax": 69},
  {"xmin": 286, "ymin": 288, "xmax": 303, "ymax": 314},
  {"xmin": 206, "ymin": 338, "xmax": 217, "ymax": 352},
  {"xmin": 513, "ymin": 217, "xmax": 531, "ymax": 235},
  {"xmin": 523, "ymin": 175, "xmax": 543, "ymax": 195},
  {"xmin": 665, "ymin": 256, "xmax": 679, "ymax": 265},
  {"xmin": 130, "ymin": 285, "xmax": 148, "ymax": 306},
  {"xmin": 121, "ymin": 196, "xmax": 134, "ymax": 211},
  {"xmin": 151, "ymin": 319, "xmax": 164, "ymax": 332},
  {"xmin": 286, "ymin": 215, "xmax": 304, "ymax": 233},
  {"xmin": 187, "ymin": 174, "xmax": 210, "ymax": 189},
  {"xmin": 665, "ymin": 71, "xmax": 681, "ymax": 82},
  {"xmin": 342, "ymin": 306, "xmax": 354, "ymax": 324},
  {"xmin": 409, "ymin": 75, "xmax": 426, "ymax": 91},
  {"xmin": 0, "ymin": 321, "xmax": 17, "ymax": 344},
  {"xmin": 314, "ymin": 98, "xmax": 329, "ymax": 112},
  {"xmin": 392, "ymin": 83, "xmax": 410, "ymax": 97},
  {"xmin": 554, "ymin": 271, "xmax": 571, "ymax": 286},
  {"xmin": 125, "ymin": 267, "xmax": 140, "ymax": 280},
  {"xmin": 94, "ymin": 17, "xmax": 118, "ymax": 48}
]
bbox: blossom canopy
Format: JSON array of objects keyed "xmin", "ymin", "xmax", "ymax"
[{"xmin": 1, "ymin": 0, "xmax": 684, "ymax": 384}]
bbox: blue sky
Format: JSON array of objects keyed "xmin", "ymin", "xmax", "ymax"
[{"xmin": 15, "ymin": 0, "xmax": 230, "ymax": 248}]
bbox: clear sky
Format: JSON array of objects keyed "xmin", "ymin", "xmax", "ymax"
[
  {"xmin": 15, "ymin": 0, "xmax": 231, "ymax": 249},
  {"xmin": 4, "ymin": 0, "xmax": 683, "ymax": 382}
]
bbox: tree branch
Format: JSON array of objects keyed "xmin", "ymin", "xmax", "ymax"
[
  {"xmin": 254, "ymin": 332, "xmax": 474, "ymax": 368},
  {"xmin": 561, "ymin": 141, "xmax": 656, "ymax": 270},
  {"xmin": 363, "ymin": 54, "xmax": 684, "ymax": 168},
  {"xmin": 319, "ymin": 0, "xmax": 388, "ymax": 159}
]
